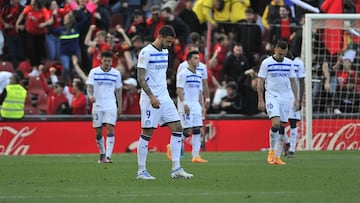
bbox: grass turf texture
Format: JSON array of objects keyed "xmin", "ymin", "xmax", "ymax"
[{"xmin": 0, "ymin": 151, "xmax": 359, "ymax": 203}]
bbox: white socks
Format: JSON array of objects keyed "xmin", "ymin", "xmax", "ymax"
[
  {"xmin": 106, "ymin": 135, "xmax": 115, "ymax": 158},
  {"xmin": 290, "ymin": 127, "xmax": 298, "ymax": 152},
  {"xmin": 170, "ymin": 133, "xmax": 182, "ymax": 170},
  {"xmin": 137, "ymin": 135, "xmax": 149, "ymax": 172},
  {"xmin": 192, "ymin": 133, "xmax": 201, "ymax": 158},
  {"xmin": 269, "ymin": 130, "xmax": 279, "ymax": 151},
  {"xmin": 275, "ymin": 134, "xmax": 285, "ymax": 157},
  {"xmin": 96, "ymin": 136, "xmax": 105, "ymax": 154}
]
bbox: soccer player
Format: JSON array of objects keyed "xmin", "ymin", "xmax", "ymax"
[
  {"xmin": 166, "ymin": 45, "xmax": 210, "ymax": 161},
  {"xmin": 177, "ymin": 50, "xmax": 208, "ymax": 163},
  {"xmin": 257, "ymin": 40, "xmax": 299, "ymax": 165},
  {"xmin": 86, "ymin": 50, "xmax": 123, "ymax": 164},
  {"xmin": 177, "ymin": 45, "xmax": 210, "ymax": 108},
  {"xmin": 283, "ymin": 52, "xmax": 305, "ymax": 158},
  {"xmin": 136, "ymin": 25, "xmax": 193, "ymax": 180}
]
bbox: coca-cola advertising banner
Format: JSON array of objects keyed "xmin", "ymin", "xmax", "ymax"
[{"xmin": 0, "ymin": 119, "xmax": 359, "ymax": 155}]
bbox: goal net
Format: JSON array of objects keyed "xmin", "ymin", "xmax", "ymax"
[{"xmin": 302, "ymin": 14, "xmax": 360, "ymax": 150}]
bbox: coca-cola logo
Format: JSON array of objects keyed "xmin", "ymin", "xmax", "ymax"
[
  {"xmin": 296, "ymin": 122, "xmax": 360, "ymax": 150},
  {"xmin": 0, "ymin": 126, "xmax": 36, "ymax": 155}
]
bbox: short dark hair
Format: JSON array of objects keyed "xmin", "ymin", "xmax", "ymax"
[
  {"xmin": 158, "ymin": 25, "xmax": 176, "ymax": 38},
  {"xmin": 14, "ymin": 69, "xmax": 24, "ymax": 81},
  {"xmin": 190, "ymin": 32, "xmax": 200, "ymax": 43},
  {"xmin": 74, "ymin": 80, "xmax": 85, "ymax": 92},
  {"xmin": 226, "ymin": 81, "xmax": 237, "ymax": 90},
  {"xmin": 55, "ymin": 81, "xmax": 65, "ymax": 89},
  {"xmin": 233, "ymin": 42, "xmax": 242, "ymax": 49},
  {"xmin": 161, "ymin": 7, "xmax": 172, "ymax": 14},
  {"xmin": 12, "ymin": 73, "xmax": 21, "ymax": 83},
  {"xmin": 101, "ymin": 50, "xmax": 113, "ymax": 58},
  {"xmin": 186, "ymin": 50, "xmax": 199, "ymax": 61},
  {"xmin": 281, "ymin": 5, "xmax": 292, "ymax": 15},
  {"xmin": 275, "ymin": 40, "xmax": 288, "ymax": 50}
]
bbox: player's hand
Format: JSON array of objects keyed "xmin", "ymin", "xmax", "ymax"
[
  {"xmin": 294, "ymin": 99, "xmax": 300, "ymax": 111},
  {"xmin": 258, "ymin": 100, "xmax": 265, "ymax": 112},
  {"xmin": 150, "ymin": 95, "xmax": 160, "ymax": 109},
  {"xmin": 202, "ymin": 107, "xmax": 207, "ymax": 119},
  {"xmin": 297, "ymin": 101, "xmax": 302, "ymax": 111},
  {"xmin": 205, "ymin": 100, "xmax": 210, "ymax": 110},
  {"xmin": 89, "ymin": 96, "xmax": 95, "ymax": 103},
  {"xmin": 184, "ymin": 104, "xmax": 190, "ymax": 114}
]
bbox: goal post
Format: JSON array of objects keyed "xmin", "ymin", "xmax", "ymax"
[{"xmin": 303, "ymin": 14, "xmax": 360, "ymax": 150}]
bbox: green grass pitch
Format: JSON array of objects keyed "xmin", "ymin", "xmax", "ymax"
[{"xmin": 0, "ymin": 151, "xmax": 359, "ymax": 203}]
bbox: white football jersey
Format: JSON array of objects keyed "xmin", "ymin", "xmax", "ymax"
[
  {"xmin": 137, "ymin": 44, "xmax": 171, "ymax": 102},
  {"xmin": 177, "ymin": 61, "xmax": 208, "ymax": 80},
  {"xmin": 86, "ymin": 67, "xmax": 122, "ymax": 111},
  {"xmin": 176, "ymin": 68, "xmax": 203, "ymax": 114},
  {"xmin": 287, "ymin": 57, "xmax": 306, "ymax": 99},
  {"xmin": 258, "ymin": 56, "xmax": 296, "ymax": 102}
]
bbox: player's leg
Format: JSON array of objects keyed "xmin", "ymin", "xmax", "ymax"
[
  {"xmin": 191, "ymin": 127, "xmax": 207, "ymax": 163},
  {"xmin": 136, "ymin": 100, "xmax": 159, "ymax": 180},
  {"xmin": 104, "ymin": 124, "xmax": 115, "ymax": 163},
  {"xmin": 93, "ymin": 110, "xmax": 105, "ymax": 163},
  {"xmin": 166, "ymin": 112, "xmax": 191, "ymax": 161},
  {"xmin": 103, "ymin": 111, "xmax": 117, "ymax": 163},
  {"xmin": 136, "ymin": 128, "xmax": 156, "ymax": 180},
  {"xmin": 162, "ymin": 100, "xmax": 193, "ymax": 179},
  {"xmin": 191, "ymin": 113, "xmax": 207, "ymax": 163},
  {"xmin": 272, "ymin": 103, "xmax": 290, "ymax": 165},
  {"xmin": 288, "ymin": 119, "xmax": 298, "ymax": 158},
  {"xmin": 283, "ymin": 97, "xmax": 296, "ymax": 156},
  {"xmin": 283, "ymin": 132, "xmax": 291, "ymax": 156},
  {"xmin": 265, "ymin": 99, "xmax": 280, "ymax": 164}
]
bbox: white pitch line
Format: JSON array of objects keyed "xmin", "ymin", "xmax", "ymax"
[{"xmin": 0, "ymin": 191, "xmax": 318, "ymax": 199}]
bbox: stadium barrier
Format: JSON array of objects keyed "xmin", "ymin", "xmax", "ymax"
[{"xmin": 0, "ymin": 115, "xmax": 359, "ymax": 155}]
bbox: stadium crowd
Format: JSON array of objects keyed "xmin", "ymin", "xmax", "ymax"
[{"xmin": 0, "ymin": 0, "xmax": 360, "ymax": 117}]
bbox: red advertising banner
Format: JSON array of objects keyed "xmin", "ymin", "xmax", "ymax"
[
  {"xmin": 296, "ymin": 120, "xmax": 360, "ymax": 150},
  {"xmin": 0, "ymin": 119, "xmax": 359, "ymax": 155}
]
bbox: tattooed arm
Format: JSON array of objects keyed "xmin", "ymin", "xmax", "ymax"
[{"xmin": 137, "ymin": 68, "xmax": 160, "ymax": 108}]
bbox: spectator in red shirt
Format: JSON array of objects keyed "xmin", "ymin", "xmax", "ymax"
[
  {"xmin": 122, "ymin": 77, "xmax": 140, "ymax": 114},
  {"xmin": 146, "ymin": 5, "xmax": 164, "ymax": 40},
  {"xmin": 84, "ymin": 25, "xmax": 111, "ymax": 68},
  {"xmin": 71, "ymin": 78, "xmax": 87, "ymax": 114},
  {"xmin": 15, "ymin": 0, "xmax": 52, "ymax": 77},
  {"xmin": 209, "ymin": 33, "xmax": 229, "ymax": 81},
  {"xmin": 39, "ymin": 65, "xmax": 69, "ymax": 114},
  {"xmin": 1, "ymin": 0, "xmax": 26, "ymax": 68},
  {"xmin": 266, "ymin": 5, "xmax": 297, "ymax": 52}
]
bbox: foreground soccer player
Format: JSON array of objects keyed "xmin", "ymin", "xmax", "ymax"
[
  {"xmin": 257, "ymin": 41, "xmax": 299, "ymax": 165},
  {"xmin": 136, "ymin": 25, "xmax": 193, "ymax": 179}
]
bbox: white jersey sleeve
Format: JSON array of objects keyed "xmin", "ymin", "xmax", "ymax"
[{"xmin": 137, "ymin": 48, "xmax": 150, "ymax": 69}]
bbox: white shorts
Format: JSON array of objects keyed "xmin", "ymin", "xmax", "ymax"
[
  {"xmin": 179, "ymin": 112, "xmax": 203, "ymax": 129},
  {"xmin": 92, "ymin": 110, "xmax": 117, "ymax": 128},
  {"xmin": 288, "ymin": 98, "xmax": 301, "ymax": 120},
  {"xmin": 140, "ymin": 98, "xmax": 180, "ymax": 128},
  {"xmin": 265, "ymin": 96, "xmax": 290, "ymax": 123}
]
